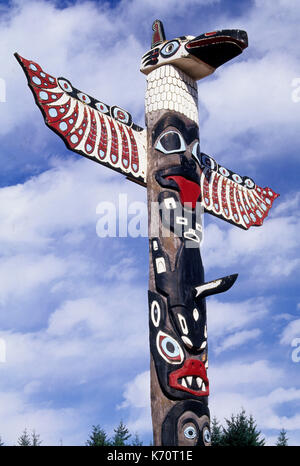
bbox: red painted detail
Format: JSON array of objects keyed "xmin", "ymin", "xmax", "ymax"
[
  {"xmin": 220, "ymin": 177, "xmax": 230, "ymax": 217},
  {"xmin": 211, "ymin": 172, "xmax": 221, "ymax": 213},
  {"xmin": 229, "ymin": 182, "xmax": 239, "ymax": 222},
  {"xmin": 17, "ymin": 55, "xmax": 57, "ymax": 89},
  {"xmin": 32, "ymin": 86, "xmax": 63, "ymax": 105},
  {"xmin": 169, "ymin": 359, "xmax": 209, "ymax": 397},
  {"xmin": 64, "ymin": 105, "xmax": 87, "ymax": 149},
  {"xmin": 97, "ymin": 114, "xmax": 108, "ymax": 159},
  {"xmin": 127, "ymin": 127, "xmax": 139, "ymax": 173},
  {"xmin": 50, "ymin": 100, "xmax": 77, "ymax": 138},
  {"xmin": 84, "ymin": 107, "xmax": 97, "ymax": 154},
  {"xmin": 235, "ymin": 188, "xmax": 244, "ymax": 214},
  {"xmin": 201, "ymin": 170, "xmax": 211, "ymax": 208},
  {"xmin": 44, "ymin": 99, "xmax": 71, "ymax": 123},
  {"xmin": 205, "ymin": 31, "xmax": 217, "ymax": 36},
  {"xmin": 186, "ymin": 35, "xmax": 247, "ymax": 50},
  {"xmin": 118, "ymin": 123, "xmax": 130, "ymax": 169},
  {"xmin": 152, "ymin": 22, "xmax": 162, "ymax": 47},
  {"xmin": 166, "ymin": 176, "xmax": 201, "ymax": 209},
  {"xmin": 108, "ymin": 118, "xmax": 119, "ymax": 164}
]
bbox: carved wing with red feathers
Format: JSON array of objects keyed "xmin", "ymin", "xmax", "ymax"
[{"xmin": 15, "ymin": 54, "xmax": 147, "ymax": 186}]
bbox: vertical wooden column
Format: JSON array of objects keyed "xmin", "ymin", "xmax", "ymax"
[{"xmin": 145, "ymin": 64, "xmax": 211, "ymax": 446}]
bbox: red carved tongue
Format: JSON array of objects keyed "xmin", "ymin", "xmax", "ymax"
[{"xmin": 166, "ymin": 176, "xmax": 201, "ymax": 209}]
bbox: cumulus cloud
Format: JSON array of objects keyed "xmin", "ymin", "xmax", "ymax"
[
  {"xmin": 202, "ymin": 190, "xmax": 300, "ymax": 284},
  {"xmin": 0, "ymin": 0, "xmax": 299, "ymax": 446}
]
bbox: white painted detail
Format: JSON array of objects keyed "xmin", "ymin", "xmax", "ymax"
[
  {"xmin": 195, "ymin": 279, "xmax": 222, "ymax": 298},
  {"xmin": 193, "ymin": 308, "xmax": 199, "ymax": 321},
  {"xmin": 151, "ymin": 300, "xmax": 161, "ymax": 327},
  {"xmin": 186, "ymin": 376, "xmax": 193, "ymax": 387},
  {"xmin": 178, "ymin": 314, "xmax": 189, "ymax": 335},
  {"xmin": 164, "ymin": 197, "xmax": 177, "ymax": 209},
  {"xmin": 155, "ymin": 257, "xmax": 166, "ymax": 274},
  {"xmin": 145, "ymin": 65, "xmax": 198, "ymax": 124},
  {"xmin": 183, "ymin": 228, "xmax": 200, "ymax": 243},
  {"xmin": 176, "ymin": 216, "xmax": 188, "ymax": 225},
  {"xmin": 181, "ymin": 335, "xmax": 193, "ymax": 349}
]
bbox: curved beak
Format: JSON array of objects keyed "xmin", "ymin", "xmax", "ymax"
[{"xmin": 186, "ymin": 29, "xmax": 248, "ymax": 69}]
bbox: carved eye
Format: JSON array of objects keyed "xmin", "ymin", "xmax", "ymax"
[
  {"xmin": 244, "ymin": 177, "xmax": 255, "ymax": 189},
  {"xmin": 155, "ymin": 131, "xmax": 186, "ymax": 154},
  {"xmin": 156, "ymin": 331, "xmax": 184, "ymax": 364},
  {"xmin": 192, "ymin": 141, "xmax": 201, "ymax": 165},
  {"xmin": 95, "ymin": 101, "xmax": 109, "ymax": 113},
  {"xmin": 201, "ymin": 153, "xmax": 217, "ymax": 170},
  {"xmin": 77, "ymin": 92, "xmax": 91, "ymax": 104},
  {"xmin": 184, "ymin": 426, "xmax": 197, "ymax": 440},
  {"xmin": 160, "ymin": 40, "xmax": 180, "ymax": 58},
  {"xmin": 58, "ymin": 78, "xmax": 73, "ymax": 93}
]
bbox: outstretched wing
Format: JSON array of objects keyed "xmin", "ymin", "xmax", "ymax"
[
  {"xmin": 199, "ymin": 152, "xmax": 279, "ymax": 229},
  {"xmin": 15, "ymin": 54, "xmax": 147, "ymax": 186}
]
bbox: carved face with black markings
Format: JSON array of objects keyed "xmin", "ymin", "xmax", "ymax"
[
  {"xmin": 153, "ymin": 113, "xmax": 204, "ymax": 219},
  {"xmin": 149, "ymin": 244, "xmax": 209, "ymax": 402}
]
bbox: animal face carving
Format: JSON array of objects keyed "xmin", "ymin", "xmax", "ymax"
[{"xmin": 140, "ymin": 27, "xmax": 248, "ymax": 80}]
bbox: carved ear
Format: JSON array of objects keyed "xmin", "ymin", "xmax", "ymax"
[{"xmin": 194, "ymin": 274, "xmax": 238, "ymax": 299}]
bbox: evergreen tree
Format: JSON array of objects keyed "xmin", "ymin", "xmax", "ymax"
[
  {"xmin": 86, "ymin": 425, "xmax": 111, "ymax": 446},
  {"xmin": 31, "ymin": 430, "xmax": 42, "ymax": 446},
  {"xmin": 17, "ymin": 429, "xmax": 31, "ymax": 446},
  {"xmin": 276, "ymin": 429, "xmax": 288, "ymax": 446},
  {"xmin": 221, "ymin": 409, "xmax": 265, "ymax": 447},
  {"xmin": 210, "ymin": 417, "xmax": 223, "ymax": 446},
  {"xmin": 112, "ymin": 420, "xmax": 131, "ymax": 446},
  {"xmin": 131, "ymin": 432, "xmax": 143, "ymax": 446}
]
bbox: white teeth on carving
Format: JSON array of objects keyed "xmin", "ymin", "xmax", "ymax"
[
  {"xmin": 196, "ymin": 377, "xmax": 202, "ymax": 388},
  {"xmin": 187, "ymin": 376, "xmax": 193, "ymax": 386},
  {"xmin": 181, "ymin": 378, "xmax": 187, "ymax": 388},
  {"xmin": 201, "ymin": 382, "xmax": 205, "ymax": 391}
]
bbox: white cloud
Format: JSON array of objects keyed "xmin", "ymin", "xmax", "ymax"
[
  {"xmin": 0, "ymin": 253, "xmax": 67, "ymax": 304},
  {"xmin": 202, "ymin": 191, "xmax": 300, "ymax": 282},
  {"xmin": 215, "ymin": 328, "xmax": 261, "ymax": 354},
  {"xmin": 280, "ymin": 312, "xmax": 300, "ymax": 345},
  {"xmin": 199, "ymin": 0, "xmax": 300, "ymax": 161},
  {"xmin": 118, "ymin": 370, "xmax": 152, "ymax": 435},
  {"xmin": 207, "ymin": 297, "xmax": 269, "ymax": 339}
]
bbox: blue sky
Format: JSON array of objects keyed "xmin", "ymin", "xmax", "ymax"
[{"xmin": 0, "ymin": 0, "xmax": 300, "ymax": 446}]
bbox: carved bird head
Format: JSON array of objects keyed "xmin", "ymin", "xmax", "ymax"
[{"xmin": 140, "ymin": 19, "xmax": 248, "ymax": 80}]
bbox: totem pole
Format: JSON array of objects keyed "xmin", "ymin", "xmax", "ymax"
[{"xmin": 15, "ymin": 20, "xmax": 278, "ymax": 446}]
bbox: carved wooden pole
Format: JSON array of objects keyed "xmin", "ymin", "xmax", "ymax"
[
  {"xmin": 15, "ymin": 19, "xmax": 279, "ymax": 447},
  {"xmin": 145, "ymin": 64, "xmax": 210, "ymax": 445},
  {"xmin": 143, "ymin": 22, "xmax": 242, "ymax": 446}
]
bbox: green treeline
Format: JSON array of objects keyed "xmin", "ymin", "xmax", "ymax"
[{"xmin": 0, "ymin": 410, "xmax": 289, "ymax": 446}]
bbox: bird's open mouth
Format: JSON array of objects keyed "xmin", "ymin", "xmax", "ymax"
[
  {"xmin": 169, "ymin": 359, "xmax": 209, "ymax": 397},
  {"xmin": 156, "ymin": 166, "xmax": 202, "ymax": 209},
  {"xmin": 186, "ymin": 29, "xmax": 248, "ymax": 69}
]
